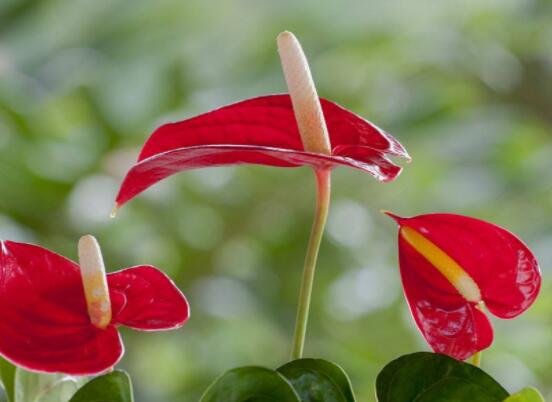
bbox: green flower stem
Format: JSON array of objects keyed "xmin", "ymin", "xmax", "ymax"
[
  {"xmin": 471, "ymin": 351, "xmax": 482, "ymax": 367},
  {"xmin": 471, "ymin": 302, "xmax": 484, "ymax": 367},
  {"xmin": 291, "ymin": 168, "xmax": 332, "ymax": 360}
]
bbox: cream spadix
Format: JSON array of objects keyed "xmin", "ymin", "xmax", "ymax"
[
  {"xmin": 277, "ymin": 31, "xmax": 331, "ymax": 156},
  {"xmin": 78, "ymin": 235, "xmax": 112, "ymax": 329}
]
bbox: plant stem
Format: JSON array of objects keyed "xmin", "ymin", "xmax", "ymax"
[
  {"xmin": 471, "ymin": 302, "xmax": 484, "ymax": 367},
  {"xmin": 291, "ymin": 168, "xmax": 332, "ymax": 360},
  {"xmin": 471, "ymin": 351, "xmax": 482, "ymax": 367}
]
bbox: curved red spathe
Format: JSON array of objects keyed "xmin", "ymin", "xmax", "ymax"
[
  {"xmin": 0, "ymin": 240, "xmax": 189, "ymax": 375},
  {"xmin": 385, "ymin": 212, "xmax": 541, "ymax": 361},
  {"xmin": 115, "ymin": 94, "xmax": 410, "ymax": 207}
]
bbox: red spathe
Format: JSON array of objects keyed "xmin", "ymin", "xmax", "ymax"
[
  {"xmin": 387, "ymin": 213, "xmax": 541, "ymax": 360},
  {"xmin": 116, "ymin": 94, "xmax": 410, "ymax": 207},
  {"xmin": 0, "ymin": 241, "xmax": 189, "ymax": 375}
]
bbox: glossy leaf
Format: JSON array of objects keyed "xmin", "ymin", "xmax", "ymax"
[
  {"xmin": 0, "ymin": 240, "xmax": 189, "ymax": 375},
  {"xmin": 376, "ymin": 352, "xmax": 509, "ymax": 402},
  {"xmin": 69, "ymin": 371, "xmax": 133, "ymax": 402},
  {"xmin": 386, "ymin": 212, "xmax": 541, "ymax": 360},
  {"xmin": 200, "ymin": 366, "xmax": 301, "ymax": 402},
  {"xmin": 0, "ymin": 357, "xmax": 16, "ymax": 402},
  {"xmin": 15, "ymin": 369, "xmax": 87, "ymax": 402},
  {"xmin": 277, "ymin": 358, "xmax": 356, "ymax": 402},
  {"xmin": 115, "ymin": 94, "xmax": 410, "ymax": 207},
  {"xmin": 412, "ymin": 377, "xmax": 506, "ymax": 402},
  {"xmin": 504, "ymin": 388, "xmax": 545, "ymax": 402}
]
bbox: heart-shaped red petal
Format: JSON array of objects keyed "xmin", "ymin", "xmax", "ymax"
[
  {"xmin": 387, "ymin": 212, "xmax": 541, "ymax": 360},
  {"xmin": 0, "ymin": 241, "xmax": 190, "ymax": 374},
  {"xmin": 0, "ymin": 241, "xmax": 123, "ymax": 374}
]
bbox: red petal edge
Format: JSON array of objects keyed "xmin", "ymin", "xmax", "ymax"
[
  {"xmin": 0, "ymin": 241, "xmax": 123, "ymax": 375},
  {"xmin": 116, "ymin": 94, "xmax": 410, "ymax": 206},
  {"xmin": 108, "ymin": 265, "xmax": 190, "ymax": 330}
]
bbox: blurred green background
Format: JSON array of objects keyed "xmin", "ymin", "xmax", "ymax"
[{"xmin": 1, "ymin": 0, "xmax": 551, "ymax": 400}]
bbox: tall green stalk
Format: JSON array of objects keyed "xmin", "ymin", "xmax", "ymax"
[{"xmin": 291, "ymin": 168, "xmax": 331, "ymax": 360}]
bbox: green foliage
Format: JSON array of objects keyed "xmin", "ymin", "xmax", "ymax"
[
  {"xmin": 376, "ymin": 352, "xmax": 509, "ymax": 402},
  {"xmin": 504, "ymin": 388, "xmax": 545, "ymax": 402},
  {"xmin": 1, "ymin": 359, "xmax": 89, "ymax": 402},
  {"xmin": 277, "ymin": 359, "xmax": 356, "ymax": 402},
  {"xmin": 69, "ymin": 371, "xmax": 133, "ymax": 402},
  {"xmin": 199, "ymin": 367, "xmax": 300, "ymax": 402},
  {"xmin": 200, "ymin": 360, "xmax": 357, "ymax": 402},
  {"xmin": 0, "ymin": 367, "xmax": 130, "ymax": 402},
  {"xmin": 15, "ymin": 369, "xmax": 87, "ymax": 402},
  {"xmin": 0, "ymin": 358, "xmax": 16, "ymax": 402}
]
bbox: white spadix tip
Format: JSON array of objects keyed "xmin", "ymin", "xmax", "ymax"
[
  {"xmin": 78, "ymin": 235, "xmax": 112, "ymax": 329},
  {"xmin": 277, "ymin": 31, "xmax": 331, "ymax": 156}
]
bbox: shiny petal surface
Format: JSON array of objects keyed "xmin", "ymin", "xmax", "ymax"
[
  {"xmin": 0, "ymin": 241, "xmax": 123, "ymax": 375},
  {"xmin": 398, "ymin": 234, "xmax": 493, "ymax": 360},
  {"xmin": 108, "ymin": 265, "xmax": 189, "ymax": 330},
  {"xmin": 397, "ymin": 213, "xmax": 541, "ymax": 319},
  {"xmin": 389, "ymin": 213, "xmax": 541, "ymax": 360},
  {"xmin": 116, "ymin": 94, "xmax": 409, "ymax": 206}
]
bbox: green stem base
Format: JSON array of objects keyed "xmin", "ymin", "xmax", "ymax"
[{"xmin": 471, "ymin": 351, "xmax": 482, "ymax": 367}]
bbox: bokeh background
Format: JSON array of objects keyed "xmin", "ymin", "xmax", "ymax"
[{"xmin": 1, "ymin": 0, "xmax": 551, "ymax": 400}]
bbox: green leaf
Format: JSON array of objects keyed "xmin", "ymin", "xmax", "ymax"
[
  {"xmin": 200, "ymin": 366, "xmax": 301, "ymax": 402},
  {"xmin": 503, "ymin": 387, "xmax": 545, "ymax": 402},
  {"xmin": 277, "ymin": 358, "xmax": 356, "ymax": 402},
  {"xmin": 15, "ymin": 368, "xmax": 87, "ymax": 402},
  {"xmin": 0, "ymin": 358, "xmax": 16, "ymax": 402},
  {"xmin": 413, "ymin": 377, "xmax": 504, "ymax": 401},
  {"xmin": 376, "ymin": 352, "xmax": 509, "ymax": 402},
  {"xmin": 69, "ymin": 371, "xmax": 133, "ymax": 402}
]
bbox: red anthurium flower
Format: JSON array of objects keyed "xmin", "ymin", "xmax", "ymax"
[
  {"xmin": 385, "ymin": 212, "xmax": 541, "ymax": 361},
  {"xmin": 0, "ymin": 237, "xmax": 189, "ymax": 375}
]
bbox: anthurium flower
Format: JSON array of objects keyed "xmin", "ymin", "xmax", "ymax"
[
  {"xmin": 385, "ymin": 212, "xmax": 541, "ymax": 361},
  {"xmin": 114, "ymin": 87, "xmax": 409, "ymax": 207},
  {"xmin": 0, "ymin": 236, "xmax": 189, "ymax": 375}
]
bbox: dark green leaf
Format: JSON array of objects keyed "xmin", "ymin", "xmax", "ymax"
[
  {"xmin": 504, "ymin": 388, "xmax": 545, "ymax": 402},
  {"xmin": 278, "ymin": 358, "xmax": 356, "ymax": 402},
  {"xmin": 200, "ymin": 366, "xmax": 301, "ymax": 402},
  {"xmin": 69, "ymin": 371, "xmax": 133, "ymax": 402},
  {"xmin": 376, "ymin": 352, "xmax": 509, "ymax": 402},
  {"xmin": 414, "ymin": 378, "xmax": 503, "ymax": 401},
  {"xmin": 0, "ymin": 358, "xmax": 16, "ymax": 402}
]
